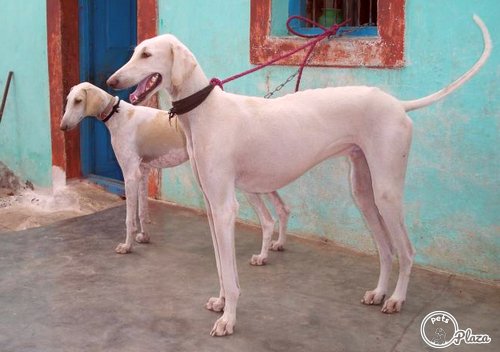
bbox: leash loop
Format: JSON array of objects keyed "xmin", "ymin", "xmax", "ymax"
[
  {"xmin": 209, "ymin": 78, "xmax": 224, "ymax": 90},
  {"xmin": 286, "ymin": 15, "xmax": 339, "ymax": 38}
]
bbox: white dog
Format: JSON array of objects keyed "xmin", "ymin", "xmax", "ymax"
[
  {"xmin": 60, "ymin": 82, "xmax": 290, "ymax": 263},
  {"xmin": 107, "ymin": 15, "xmax": 490, "ymax": 336}
]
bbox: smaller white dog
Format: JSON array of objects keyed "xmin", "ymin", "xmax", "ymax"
[{"xmin": 60, "ymin": 82, "xmax": 290, "ymax": 262}]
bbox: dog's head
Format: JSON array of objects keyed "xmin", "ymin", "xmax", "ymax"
[
  {"xmin": 60, "ymin": 82, "xmax": 108, "ymax": 131},
  {"xmin": 106, "ymin": 34, "xmax": 198, "ymax": 105}
]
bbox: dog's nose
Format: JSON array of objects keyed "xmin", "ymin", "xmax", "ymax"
[{"xmin": 107, "ymin": 77, "xmax": 119, "ymax": 88}]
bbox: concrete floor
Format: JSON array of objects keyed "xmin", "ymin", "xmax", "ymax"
[{"xmin": 0, "ymin": 201, "xmax": 498, "ymax": 352}]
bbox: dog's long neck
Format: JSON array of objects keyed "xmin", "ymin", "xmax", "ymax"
[
  {"xmin": 168, "ymin": 65, "xmax": 209, "ymax": 102},
  {"xmin": 84, "ymin": 88, "xmax": 111, "ymax": 117},
  {"xmin": 92, "ymin": 89, "xmax": 127, "ymax": 132}
]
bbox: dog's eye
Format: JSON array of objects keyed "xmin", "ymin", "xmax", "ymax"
[
  {"xmin": 141, "ymin": 52, "xmax": 152, "ymax": 59},
  {"xmin": 74, "ymin": 98, "xmax": 82, "ymax": 104}
]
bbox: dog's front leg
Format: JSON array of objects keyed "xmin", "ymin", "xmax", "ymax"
[
  {"xmin": 246, "ymin": 193, "xmax": 275, "ymax": 266},
  {"xmin": 202, "ymin": 185, "xmax": 240, "ymax": 337},
  {"xmin": 203, "ymin": 192, "xmax": 226, "ymax": 313},
  {"xmin": 115, "ymin": 167, "xmax": 141, "ymax": 254},
  {"xmin": 135, "ymin": 164, "xmax": 151, "ymax": 244},
  {"xmin": 182, "ymin": 136, "xmax": 227, "ymax": 313},
  {"xmin": 139, "ymin": 164, "xmax": 152, "ymax": 224}
]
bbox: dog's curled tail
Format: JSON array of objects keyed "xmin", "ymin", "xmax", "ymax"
[{"xmin": 402, "ymin": 15, "xmax": 491, "ymax": 112}]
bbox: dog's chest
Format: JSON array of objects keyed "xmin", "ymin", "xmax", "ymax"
[{"xmin": 135, "ymin": 114, "xmax": 186, "ymax": 161}]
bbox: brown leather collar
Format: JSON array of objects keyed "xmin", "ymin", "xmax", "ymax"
[
  {"xmin": 98, "ymin": 96, "xmax": 120, "ymax": 123},
  {"xmin": 168, "ymin": 84, "xmax": 215, "ymax": 122}
]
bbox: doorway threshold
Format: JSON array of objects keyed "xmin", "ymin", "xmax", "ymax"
[{"xmin": 85, "ymin": 175, "xmax": 125, "ymax": 197}]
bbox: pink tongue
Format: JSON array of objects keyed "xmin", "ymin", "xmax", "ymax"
[{"xmin": 129, "ymin": 76, "xmax": 150, "ymax": 103}]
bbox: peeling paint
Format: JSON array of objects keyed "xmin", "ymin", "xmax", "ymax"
[{"xmin": 251, "ymin": 0, "xmax": 405, "ymax": 68}]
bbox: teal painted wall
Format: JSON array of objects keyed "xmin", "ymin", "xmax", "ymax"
[
  {"xmin": 0, "ymin": 0, "xmax": 52, "ymax": 187},
  {"xmin": 157, "ymin": 0, "xmax": 499, "ymax": 280}
]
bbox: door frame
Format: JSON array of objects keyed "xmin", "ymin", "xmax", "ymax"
[{"xmin": 46, "ymin": 0, "xmax": 160, "ymax": 197}]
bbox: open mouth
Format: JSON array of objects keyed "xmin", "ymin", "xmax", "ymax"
[{"xmin": 129, "ymin": 73, "xmax": 162, "ymax": 105}]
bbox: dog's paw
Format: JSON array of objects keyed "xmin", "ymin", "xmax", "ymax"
[
  {"xmin": 361, "ymin": 289, "xmax": 386, "ymax": 305},
  {"xmin": 135, "ymin": 232, "xmax": 150, "ymax": 243},
  {"xmin": 381, "ymin": 296, "xmax": 404, "ymax": 314},
  {"xmin": 210, "ymin": 314, "xmax": 235, "ymax": 337},
  {"xmin": 270, "ymin": 240, "xmax": 285, "ymax": 251},
  {"xmin": 205, "ymin": 297, "xmax": 225, "ymax": 312},
  {"xmin": 250, "ymin": 254, "xmax": 267, "ymax": 266},
  {"xmin": 115, "ymin": 243, "xmax": 132, "ymax": 254}
]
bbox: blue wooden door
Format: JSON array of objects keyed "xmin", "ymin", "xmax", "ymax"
[{"xmin": 79, "ymin": 0, "xmax": 137, "ymax": 184}]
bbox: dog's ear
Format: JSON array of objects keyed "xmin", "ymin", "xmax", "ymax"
[
  {"xmin": 83, "ymin": 88, "xmax": 101, "ymax": 117},
  {"xmin": 170, "ymin": 42, "xmax": 197, "ymax": 88}
]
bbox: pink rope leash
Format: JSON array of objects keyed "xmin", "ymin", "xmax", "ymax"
[{"xmin": 210, "ymin": 16, "xmax": 350, "ymax": 93}]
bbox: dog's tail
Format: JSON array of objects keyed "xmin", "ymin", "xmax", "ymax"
[{"xmin": 402, "ymin": 15, "xmax": 491, "ymax": 112}]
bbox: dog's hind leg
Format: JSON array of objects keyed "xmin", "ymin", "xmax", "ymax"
[
  {"xmin": 364, "ymin": 118, "xmax": 415, "ymax": 314},
  {"xmin": 246, "ymin": 193, "xmax": 275, "ymax": 266},
  {"xmin": 267, "ymin": 191, "xmax": 290, "ymax": 251},
  {"xmin": 135, "ymin": 164, "xmax": 151, "ymax": 244},
  {"xmin": 372, "ymin": 187, "xmax": 414, "ymax": 314},
  {"xmin": 349, "ymin": 147, "xmax": 394, "ymax": 306}
]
